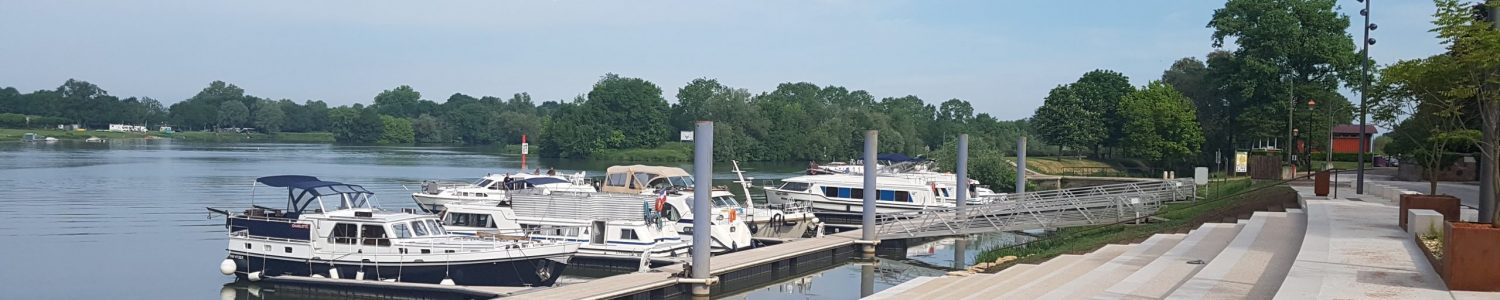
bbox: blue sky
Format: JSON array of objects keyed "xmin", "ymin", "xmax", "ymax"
[{"xmin": 0, "ymin": 0, "xmax": 1448, "ymax": 120}]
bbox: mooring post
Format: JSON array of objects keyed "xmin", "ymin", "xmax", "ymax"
[
  {"xmin": 957, "ymin": 134, "xmax": 969, "ymax": 220},
  {"xmin": 691, "ymin": 121, "xmax": 715, "ymax": 297},
  {"xmin": 1016, "ymin": 136, "xmax": 1027, "ymax": 194},
  {"xmin": 859, "ymin": 130, "xmax": 879, "ymax": 256}
]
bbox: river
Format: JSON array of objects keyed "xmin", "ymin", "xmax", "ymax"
[{"xmin": 0, "ymin": 140, "xmax": 1026, "ymax": 299}]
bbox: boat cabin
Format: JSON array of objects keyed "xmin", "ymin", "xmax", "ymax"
[{"xmin": 600, "ymin": 165, "xmax": 695, "ymax": 194}]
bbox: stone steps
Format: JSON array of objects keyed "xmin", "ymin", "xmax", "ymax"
[
  {"xmin": 1037, "ymin": 233, "xmax": 1187, "ymax": 299},
  {"xmin": 988, "ymin": 244, "xmax": 1135, "ymax": 299},
  {"xmin": 1166, "ymin": 210, "xmax": 1306, "ymax": 300},
  {"xmin": 1097, "ymin": 222, "xmax": 1245, "ymax": 299}
]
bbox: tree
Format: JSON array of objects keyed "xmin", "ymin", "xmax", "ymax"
[
  {"xmin": 374, "ymin": 85, "xmax": 422, "ymax": 118},
  {"xmin": 378, "ymin": 115, "xmax": 414, "ymax": 144},
  {"xmin": 252, "ymin": 100, "xmax": 285, "ymax": 133},
  {"xmin": 1118, "ymin": 82, "xmax": 1205, "ymax": 167},
  {"xmin": 584, "ymin": 74, "xmax": 670, "ymax": 148},
  {"xmin": 1208, "ymin": 0, "xmax": 1360, "ymax": 150},
  {"xmin": 541, "ymin": 102, "xmax": 606, "ymax": 157},
  {"xmin": 328, "ymin": 105, "xmax": 384, "ymax": 143},
  {"xmin": 217, "ymin": 100, "xmax": 249, "ymax": 129},
  {"xmin": 1070, "ymin": 70, "xmax": 1135, "ymax": 156},
  {"xmin": 1162, "ymin": 56, "xmax": 1222, "ymax": 163},
  {"xmin": 1032, "ymin": 84, "xmax": 1102, "ymax": 155},
  {"xmin": 411, "ymin": 114, "xmax": 447, "ymax": 143}
]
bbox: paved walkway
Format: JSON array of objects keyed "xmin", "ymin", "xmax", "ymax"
[{"xmin": 1277, "ymin": 185, "xmax": 1451, "ymax": 300}]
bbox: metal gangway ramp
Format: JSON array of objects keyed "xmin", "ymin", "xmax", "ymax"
[{"xmin": 874, "ymin": 179, "xmax": 1196, "ymax": 240}]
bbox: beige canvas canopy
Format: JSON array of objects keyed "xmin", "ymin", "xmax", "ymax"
[{"xmin": 601, "ymin": 165, "xmax": 691, "ymax": 193}]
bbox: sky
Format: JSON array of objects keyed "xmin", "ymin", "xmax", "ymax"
[{"xmin": 0, "ymin": 0, "xmax": 1450, "ymax": 121}]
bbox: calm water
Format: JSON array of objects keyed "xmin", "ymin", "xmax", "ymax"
[{"xmin": 0, "ymin": 140, "xmax": 1024, "ymax": 300}]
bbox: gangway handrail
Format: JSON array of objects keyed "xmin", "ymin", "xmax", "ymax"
[{"xmin": 872, "ymin": 179, "xmax": 1195, "ymax": 239}]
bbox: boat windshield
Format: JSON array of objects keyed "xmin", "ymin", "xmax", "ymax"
[
  {"xmin": 668, "ymin": 176, "xmax": 695, "ymax": 189},
  {"xmin": 474, "ymin": 178, "xmax": 494, "ymax": 188},
  {"xmin": 710, "ymin": 196, "xmax": 741, "ymax": 208}
]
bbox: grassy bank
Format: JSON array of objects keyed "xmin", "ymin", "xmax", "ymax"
[
  {"xmin": 0, "ymin": 128, "xmax": 151, "ymax": 140},
  {"xmin": 168, "ymin": 131, "xmax": 335, "ymax": 143},
  {"xmin": 976, "ymin": 178, "xmax": 1287, "ymax": 267},
  {"xmin": 592, "ymin": 142, "xmax": 693, "ymax": 161}
]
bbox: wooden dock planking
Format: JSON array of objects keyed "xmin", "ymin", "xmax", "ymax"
[{"xmin": 505, "ymin": 230, "xmax": 864, "ymax": 299}]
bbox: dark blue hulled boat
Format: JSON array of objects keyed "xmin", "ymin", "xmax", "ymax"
[{"xmin": 210, "ymin": 175, "xmax": 578, "ymax": 286}]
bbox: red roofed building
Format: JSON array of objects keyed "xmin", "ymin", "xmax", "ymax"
[{"xmin": 1330, "ymin": 124, "xmax": 1377, "ymax": 154}]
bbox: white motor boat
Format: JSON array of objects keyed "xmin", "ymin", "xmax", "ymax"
[
  {"xmin": 411, "ymin": 171, "xmax": 596, "ymax": 212},
  {"xmin": 601, "ymin": 165, "xmax": 755, "ymax": 252},
  {"xmin": 440, "ymin": 191, "xmax": 692, "ymax": 263},
  {"xmin": 210, "ymin": 175, "xmax": 578, "ymax": 286}
]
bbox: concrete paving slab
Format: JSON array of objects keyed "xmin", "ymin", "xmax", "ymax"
[{"xmin": 1274, "ymin": 199, "xmax": 1451, "ymax": 300}]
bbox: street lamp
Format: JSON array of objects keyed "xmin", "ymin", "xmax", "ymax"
[{"xmin": 1355, "ymin": 0, "xmax": 1377, "ymax": 194}]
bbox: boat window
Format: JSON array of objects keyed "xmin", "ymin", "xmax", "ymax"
[
  {"xmin": 940, "ymin": 188, "xmax": 950, "ymax": 198},
  {"xmin": 823, "ymin": 187, "xmax": 839, "ymax": 198},
  {"xmin": 878, "ymin": 190, "xmax": 896, "ymax": 201},
  {"xmin": 392, "ymin": 223, "xmax": 412, "ymax": 238},
  {"xmin": 331, "ymin": 223, "xmax": 359, "ymax": 244},
  {"xmin": 361, "ymin": 225, "xmax": 390, "ymax": 246},
  {"xmin": 778, "ymin": 182, "xmax": 810, "ymax": 192},
  {"xmin": 445, "ymin": 213, "xmax": 493, "ymax": 228},
  {"xmin": 619, "ymin": 229, "xmax": 639, "ymax": 240},
  {"xmin": 427, "ymin": 220, "xmax": 446, "ymax": 235},
  {"xmin": 606, "ymin": 173, "xmax": 629, "ymax": 187},
  {"xmin": 634, "ymin": 173, "xmax": 657, "ymax": 189},
  {"xmin": 663, "ymin": 206, "xmax": 681, "ymax": 221},
  {"xmin": 667, "ymin": 176, "xmax": 695, "ymax": 189},
  {"xmin": 476, "ymin": 179, "xmax": 494, "ymax": 189},
  {"xmin": 850, "ymin": 188, "xmax": 864, "ymax": 199},
  {"xmin": 896, "ymin": 191, "xmax": 912, "ymax": 202},
  {"xmin": 411, "ymin": 221, "xmax": 429, "ymax": 236}
]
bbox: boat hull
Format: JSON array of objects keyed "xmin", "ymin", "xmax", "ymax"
[{"xmin": 226, "ymin": 251, "xmax": 569, "ymax": 287}]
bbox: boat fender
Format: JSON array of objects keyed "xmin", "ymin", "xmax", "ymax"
[
  {"xmin": 328, "ymin": 268, "xmax": 340, "ymax": 279},
  {"xmin": 219, "ymin": 259, "xmax": 237, "ymax": 275},
  {"xmin": 247, "ymin": 271, "xmax": 262, "ymax": 282},
  {"xmin": 440, "ymin": 278, "xmax": 456, "ymax": 286},
  {"xmin": 355, "ymin": 270, "xmax": 366, "ymax": 280}
]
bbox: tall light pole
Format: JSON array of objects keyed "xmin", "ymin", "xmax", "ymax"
[{"xmin": 1356, "ymin": 0, "xmax": 1377, "ymax": 194}]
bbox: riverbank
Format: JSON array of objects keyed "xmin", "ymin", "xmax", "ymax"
[
  {"xmin": 975, "ymin": 178, "xmax": 1285, "ymax": 268},
  {"xmin": 0, "ymin": 128, "xmax": 152, "ymax": 140},
  {"xmin": 168, "ymin": 131, "xmax": 334, "ymax": 143},
  {"xmin": 502, "ymin": 142, "xmax": 695, "ymax": 162}
]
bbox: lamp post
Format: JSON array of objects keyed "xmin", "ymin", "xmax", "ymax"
[{"xmin": 1356, "ymin": 0, "xmax": 1377, "ymax": 194}]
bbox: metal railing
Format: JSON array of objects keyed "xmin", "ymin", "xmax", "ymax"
[{"xmin": 873, "ymin": 179, "xmax": 1197, "ymax": 239}]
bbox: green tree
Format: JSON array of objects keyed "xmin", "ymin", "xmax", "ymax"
[
  {"xmin": 217, "ymin": 100, "xmax": 249, "ymax": 129},
  {"xmin": 411, "ymin": 114, "xmax": 447, "ymax": 143},
  {"xmin": 1119, "ymin": 82, "xmax": 1205, "ymax": 167},
  {"xmin": 1208, "ymin": 0, "xmax": 1360, "ymax": 149},
  {"xmin": 1070, "ymin": 70, "xmax": 1135, "ymax": 156},
  {"xmin": 253, "ymin": 100, "xmax": 285, "ymax": 133},
  {"xmin": 378, "ymin": 115, "xmax": 414, "ymax": 144},
  {"xmin": 541, "ymin": 102, "xmax": 606, "ymax": 157},
  {"xmin": 374, "ymin": 85, "xmax": 422, "ymax": 118},
  {"xmin": 584, "ymin": 74, "xmax": 670, "ymax": 148},
  {"xmin": 1032, "ymin": 84, "xmax": 1101, "ymax": 156}
]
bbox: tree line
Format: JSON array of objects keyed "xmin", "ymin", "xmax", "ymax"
[
  {"xmin": 0, "ymin": 75, "xmax": 1031, "ymax": 161},
  {"xmin": 1031, "ymin": 0, "xmax": 1364, "ymax": 169}
]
